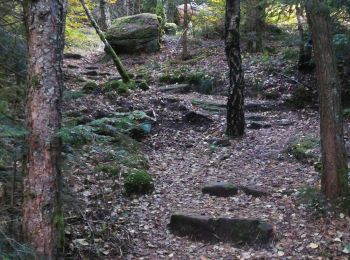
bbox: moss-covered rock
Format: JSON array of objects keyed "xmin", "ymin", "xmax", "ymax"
[
  {"xmin": 287, "ymin": 86, "xmax": 315, "ymax": 108},
  {"xmin": 137, "ymin": 80, "xmax": 150, "ymax": 91},
  {"xmin": 287, "ymin": 136, "xmax": 319, "ymax": 162},
  {"xmin": 164, "ymin": 23, "xmax": 177, "ymax": 35},
  {"xmin": 106, "ymin": 13, "xmax": 160, "ymax": 54},
  {"xmin": 124, "ymin": 170, "xmax": 154, "ymax": 195},
  {"xmin": 82, "ymin": 81, "xmax": 98, "ymax": 94}
]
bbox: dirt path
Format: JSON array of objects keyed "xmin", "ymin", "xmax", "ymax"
[{"xmin": 62, "ymin": 38, "xmax": 350, "ymax": 259}]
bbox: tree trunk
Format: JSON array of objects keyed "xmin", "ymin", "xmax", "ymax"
[
  {"xmin": 296, "ymin": 4, "xmax": 313, "ymax": 72},
  {"xmin": 225, "ymin": 0, "xmax": 245, "ymax": 137},
  {"xmin": 22, "ymin": 0, "xmax": 66, "ymax": 258},
  {"xmin": 245, "ymin": 0, "xmax": 264, "ymax": 53},
  {"xmin": 306, "ymin": 0, "xmax": 349, "ymax": 198},
  {"xmin": 80, "ymin": 0, "xmax": 130, "ymax": 83},
  {"xmin": 182, "ymin": 0, "xmax": 189, "ymax": 60},
  {"xmin": 100, "ymin": 0, "xmax": 111, "ymax": 31}
]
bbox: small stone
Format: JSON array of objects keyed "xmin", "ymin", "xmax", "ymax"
[{"xmin": 202, "ymin": 182, "xmax": 238, "ymax": 197}]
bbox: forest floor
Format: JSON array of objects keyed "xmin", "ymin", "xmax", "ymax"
[{"xmin": 61, "ymin": 34, "xmax": 350, "ymax": 259}]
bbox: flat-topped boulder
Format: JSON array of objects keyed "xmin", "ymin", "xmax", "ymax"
[
  {"xmin": 202, "ymin": 182, "xmax": 238, "ymax": 197},
  {"xmin": 169, "ymin": 213, "xmax": 273, "ymax": 244},
  {"xmin": 106, "ymin": 13, "xmax": 160, "ymax": 54}
]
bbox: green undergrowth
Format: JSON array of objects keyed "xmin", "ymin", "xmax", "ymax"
[
  {"xmin": 297, "ymin": 186, "xmax": 350, "ymax": 218},
  {"xmin": 124, "ymin": 169, "xmax": 154, "ymax": 195},
  {"xmin": 286, "ymin": 136, "xmax": 319, "ymax": 163}
]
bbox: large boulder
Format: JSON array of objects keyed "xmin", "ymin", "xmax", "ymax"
[{"xmin": 106, "ymin": 13, "xmax": 161, "ymax": 54}]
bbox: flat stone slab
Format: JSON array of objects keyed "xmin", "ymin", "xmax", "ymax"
[
  {"xmin": 183, "ymin": 111, "xmax": 212, "ymax": 125},
  {"xmin": 169, "ymin": 213, "xmax": 273, "ymax": 244},
  {"xmin": 202, "ymin": 182, "xmax": 238, "ymax": 197},
  {"xmin": 239, "ymin": 186, "xmax": 270, "ymax": 197},
  {"xmin": 159, "ymin": 84, "xmax": 191, "ymax": 94},
  {"xmin": 247, "ymin": 121, "xmax": 272, "ymax": 130}
]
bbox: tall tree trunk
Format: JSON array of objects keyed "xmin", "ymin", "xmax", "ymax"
[
  {"xmin": 182, "ymin": 1, "xmax": 189, "ymax": 60},
  {"xmin": 80, "ymin": 0, "xmax": 130, "ymax": 83},
  {"xmin": 22, "ymin": 0, "xmax": 66, "ymax": 258},
  {"xmin": 245, "ymin": 0, "xmax": 264, "ymax": 53},
  {"xmin": 306, "ymin": 0, "xmax": 348, "ymax": 198},
  {"xmin": 100, "ymin": 0, "xmax": 111, "ymax": 31},
  {"xmin": 296, "ymin": 4, "xmax": 313, "ymax": 72},
  {"xmin": 225, "ymin": 0, "xmax": 245, "ymax": 137}
]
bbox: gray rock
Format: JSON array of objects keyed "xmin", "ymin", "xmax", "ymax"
[
  {"xmin": 183, "ymin": 111, "xmax": 212, "ymax": 125},
  {"xmin": 64, "ymin": 53, "xmax": 84, "ymax": 59},
  {"xmin": 239, "ymin": 186, "xmax": 270, "ymax": 197},
  {"xmin": 207, "ymin": 138, "xmax": 231, "ymax": 147},
  {"xmin": 106, "ymin": 13, "xmax": 160, "ymax": 54},
  {"xmin": 202, "ymin": 182, "xmax": 238, "ymax": 197},
  {"xmin": 247, "ymin": 121, "xmax": 272, "ymax": 129},
  {"xmin": 169, "ymin": 213, "xmax": 273, "ymax": 244}
]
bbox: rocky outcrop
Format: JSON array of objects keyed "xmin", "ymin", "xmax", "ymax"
[{"xmin": 106, "ymin": 13, "xmax": 160, "ymax": 54}]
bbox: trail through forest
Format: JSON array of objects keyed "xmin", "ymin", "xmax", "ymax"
[{"xmin": 62, "ymin": 36, "xmax": 350, "ymax": 259}]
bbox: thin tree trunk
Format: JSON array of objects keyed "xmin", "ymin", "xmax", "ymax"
[
  {"xmin": 296, "ymin": 4, "xmax": 313, "ymax": 72},
  {"xmin": 225, "ymin": 0, "xmax": 245, "ymax": 137},
  {"xmin": 22, "ymin": 0, "xmax": 66, "ymax": 258},
  {"xmin": 80, "ymin": 0, "xmax": 130, "ymax": 83},
  {"xmin": 245, "ymin": 0, "xmax": 263, "ymax": 53},
  {"xmin": 306, "ymin": 0, "xmax": 348, "ymax": 198},
  {"xmin": 100, "ymin": 0, "xmax": 111, "ymax": 31},
  {"xmin": 182, "ymin": 1, "xmax": 189, "ymax": 60}
]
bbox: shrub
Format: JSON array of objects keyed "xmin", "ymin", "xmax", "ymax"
[
  {"xmin": 82, "ymin": 81, "xmax": 98, "ymax": 94},
  {"xmin": 95, "ymin": 163, "xmax": 121, "ymax": 176},
  {"xmin": 124, "ymin": 170, "xmax": 154, "ymax": 195}
]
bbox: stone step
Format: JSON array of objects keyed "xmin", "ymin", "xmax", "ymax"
[
  {"xmin": 202, "ymin": 182, "xmax": 269, "ymax": 197},
  {"xmin": 169, "ymin": 213, "xmax": 273, "ymax": 244}
]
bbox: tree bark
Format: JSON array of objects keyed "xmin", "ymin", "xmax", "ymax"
[
  {"xmin": 182, "ymin": 0, "xmax": 189, "ymax": 60},
  {"xmin": 22, "ymin": 0, "xmax": 66, "ymax": 258},
  {"xmin": 225, "ymin": 0, "xmax": 245, "ymax": 137},
  {"xmin": 100, "ymin": 0, "xmax": 111, "ymax": 31},
  {"xmin": 245, "ymin": 0, "xmax": 264, "ymax": 53},
  {"xmin": 306, "ymin": 0, "xmax": 348, "ymax": 198},
  {"xmin": 80, "ymin": 0, "xmax": 130, "ymax": 83}
]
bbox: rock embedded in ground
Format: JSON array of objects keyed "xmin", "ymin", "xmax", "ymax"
[
  {"xmin": 183, "ymin": 111, "xmax": 212, "ymax": 125},
  {"xmin": 247, "ymin": 121, "xmax": 272, "ymax": 130},
  {"xmin": 202, "ymin": 182, "xmax": 238, "ymax": 197},
  {"xmin": 84, "ymin": 70, "xmax": 99, "ymax": 76},
  {"xmin": 64, "ymin": 53, "xmax": 84, "ymax": 59},
  {"xmin": 106, "ymin": 13, "xmax": 160, "ymax": 54},
  {"xmin": 239, "ymin": 186, "xmax": 270, "ymax": 197},
  {"xmin": 169, "ymin": 213, "xmax": 273, "ymax": 244},
  {"xmin": 159, "ymin": 84, "xmax": 192, "ymax": 94}
]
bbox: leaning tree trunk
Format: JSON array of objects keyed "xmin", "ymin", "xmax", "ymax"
[
  {"xmin": 225, "ymin": 0, "xmax": 245, "ymax": 137},
  {"xmin": 245, "ymin": 0, "xmax": 264, "ymax": 53},
  {"xmin": 80, "ymin": 0, "xmax": 130, "ymax": 83},
  {"xmin": 306, "ymin": 0, "xmax": 348, "ymax": 198},
  {"xmin": 22, "ymin": 0, "xmax": 66, "ymax": 258},
  {"xmin": 100, "ymin": 0, "xmax": 111, "ymax": 31}
]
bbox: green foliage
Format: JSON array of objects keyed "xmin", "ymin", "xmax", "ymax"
[
  {"xmin": 297, "ymin": 186, "xmax": 328, "ymax": 217},
  {"xmin": 343, "ymin": 108, "xmax": 350, "ymax": 118},
  {"xmin": 137, "ymin": 80, "xmax": 150, "ymax": 91},
  {"xmin": 95, "ymin": 163, "xmax": 121, "ymax": 176},
  {"xmin": 164, "ymin": 23, "xmax": 177, "ymax": 35},
  {"xmin": 287, "ymin": 136, "xmax": 319, "ymax": 162},
  {"xmin": 124, "ymin": 170, "xmax": 154, "ymax": 195},
  {"xmin": 63, "ymin": 90, "xmax": 85, "ymax": 100},
  {"xmin": 192, "ymin": 0, "xmax": 225, "ymax": 38},
  {"xmin": 82, "ymin": 81, "xmax": 98, "ymax": 94},
  {"xmin": 58, "ymin": 125, "xmax": 96, "ymax": 146},
  {"xmin": 103, "ymin": 80, "xmax": 137, "ymax": 94}
]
